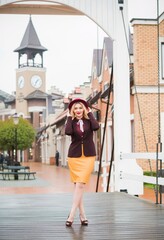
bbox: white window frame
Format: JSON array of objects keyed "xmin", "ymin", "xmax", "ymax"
[
  {"xmin": 161, "ymin": 42, "xmax": 164, "ymax": 80},
  {"xmin": 160, "ymin": 37, "xmax": 164, "ymax": 82}
]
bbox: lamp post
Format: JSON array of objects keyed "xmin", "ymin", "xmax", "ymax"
[
  {"xmin": 13, "ymin": 113, "xmax": 19, "ymax": 162},
  {"xmin": 13, "ymin": 113, "xmax": 19, "ymax": 180}
]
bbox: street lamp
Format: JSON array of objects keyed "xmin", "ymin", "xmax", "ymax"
[{"xmin": 13, "ymin": 113, "xmax": 19, "ymax": 163}]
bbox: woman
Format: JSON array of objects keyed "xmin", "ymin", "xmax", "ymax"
[{"xmin": 65, "ymin": 98, "xmax": 99, "ymax": 227}]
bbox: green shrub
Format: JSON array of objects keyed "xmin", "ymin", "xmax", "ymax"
[
  {"xmin": 144, "ymin": 171, "xmax": 156, "ymax": 177},
  {"xmin": 144, "ymin": 171, "xmax": 156, "ymax": 189}
]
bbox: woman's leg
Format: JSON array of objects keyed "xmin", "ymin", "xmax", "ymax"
[
  {"xmin": 67, "ymin": 182, "xmax": 85, "ymax": 222},
  {"xmin": 79, "ymin": 197, "xmax": 87, "ymax": 221}
]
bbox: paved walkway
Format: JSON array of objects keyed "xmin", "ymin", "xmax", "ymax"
[
  {"xmin": 1, "ymin": 162, "xmax": 164, "ymax": 240},
  {"xmin": 1, "ymin": 192, "xmax": 164, "ymax": 240},
  {"xmin": 0, "ymin": 161, "xmax": 160, "ymax": 203},
  {"xmin": 0, "ymin": 162, "xmax": 102, "ymax": 194}
]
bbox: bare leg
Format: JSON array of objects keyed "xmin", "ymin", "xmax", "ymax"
[
  {"xmin": 67, "ymin": 182, "xmax": 85, "ymax": 222},
  {"xmin": 79, "ymin": 197, "xmax": 87, "ymax": 220}
]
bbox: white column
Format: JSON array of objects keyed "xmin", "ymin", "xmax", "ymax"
[
  {"xmin": 113, "ymin": 0, "xmax": 130, "ymax": 192},
  {"xmin": 113, "ymin": 1, "xmax": 143, "ymax": 194}
]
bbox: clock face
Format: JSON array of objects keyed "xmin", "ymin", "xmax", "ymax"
[
  {"xmin": 31, "ymin": 75, "xmax": 42, "ymax": 88},
  {"xmin": 18, "ymin": 76, "xmax": 25, "ymax": 89}
]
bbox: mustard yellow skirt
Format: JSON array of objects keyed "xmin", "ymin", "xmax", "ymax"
[{"xmin": 68, "ymin": 146, "xmax": 95, "ymax": 184}]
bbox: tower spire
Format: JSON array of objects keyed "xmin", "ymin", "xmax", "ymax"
[{"xmin": 14, "ymin": 16, "xmax": 47, "ymax": 68}]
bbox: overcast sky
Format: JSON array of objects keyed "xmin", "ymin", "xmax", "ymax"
[{"xmin": 0, "ymin": 0, "xmax": 163, "ymax": 95}]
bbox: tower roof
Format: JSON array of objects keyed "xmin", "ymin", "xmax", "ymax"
[
  {"xmin": 14, "ymin": 16, "xmax": 47, "ymax": 52},
  {"xmin": 24, "ymin": 90, "xmax": 49, "ymax": 100}
]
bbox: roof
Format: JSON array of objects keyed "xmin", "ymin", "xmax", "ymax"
[
  {"xmin": 0, "ymin": 90, "xmax": 15, "ymax": 103},
  {"xmin": 14, "ymin": 16, "xmax": 47, "ymax": 52},
  {"xmin": 93, "ymin": 49, "xmax": 103, "ymax": 77},
  {"xmin": 104, "ymin": 37, "xmax": 113, "ymax": 67},
  {"xmin": 24, "ymin": 90, "xmax": 49, "ymax": 100},
  {"xmin": 103, "ymin": 35, "xmax": 133, "ymax": 66},
  {"xmin": 51, "ymin": 92, "xmax": 64, "ymax": 100}
]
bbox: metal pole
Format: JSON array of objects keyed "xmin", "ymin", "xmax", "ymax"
[
  {"xmin": 15, "ymin": 127, "xmax": 17, "ymax": 162},
  {"xmin": 96, "ymin": 65, "xmax": 113, "ymax": 192},
  {"xmin": 14, "ymin": 125, "xmax": 18, "ymax": 180}
]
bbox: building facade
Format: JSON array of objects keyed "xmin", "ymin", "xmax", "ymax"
[{"xmin": 0, "ymin": 12, "xmax": 164, "ymax": 178}]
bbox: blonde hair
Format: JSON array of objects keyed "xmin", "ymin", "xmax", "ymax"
[{"xmin": 70, "ymin": 102, "xmax": 89, "ymax": 119}]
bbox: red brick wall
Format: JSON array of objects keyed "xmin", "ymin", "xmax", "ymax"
[
  {"xmin": 133, "ymin": 24, "xmax": 158, "ymax": 86},
  {"xmin": 133, "ymin": 19, "xmax": 164, "ymax": 170}
]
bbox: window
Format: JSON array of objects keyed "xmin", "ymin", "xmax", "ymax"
[
  {"xmin": 102, "ymin": 83, "xmax": 110, "ymax": 100},
  {"xmin": 104, "ymin": 55, "xmax": 108, "ymax": 70},
  {"xmin": 93, "ymin": 90, "xmax": 98, "ymax": 97},
  {"xmin": 161, "ymin": 43, "xmax": 164, "ymax": 79},
  {"xmin": 93, "ymin": 66, "xmax": 97, "ymax": 79},
  {"xmin": 104, "ymin": 83, "xmax": 109, "ymax": 91}
]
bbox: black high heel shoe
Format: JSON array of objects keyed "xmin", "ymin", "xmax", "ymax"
[
  {"xmin": 66, "ymin": 220, "xmax": 73, "ymax": 227},
  {"xmin": 79, "ymin": 214, "xmax": 88, "ymax": 226},
  {"xmin": 66, "ymin": 216, "xmax": 73, "ymax": 227}
]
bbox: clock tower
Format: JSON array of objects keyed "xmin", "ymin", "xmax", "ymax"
[
  {"xmin": 14, "ymin": 16, "xmax": 47, "ymax": 162},
  {"xmin": 14, "ymin": 16, "xmax": 47, "ymax": 117}
]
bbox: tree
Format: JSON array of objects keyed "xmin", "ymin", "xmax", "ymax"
[{"xmin": 0, "ymin": 117, "xmax": 36, "ymax": 152}]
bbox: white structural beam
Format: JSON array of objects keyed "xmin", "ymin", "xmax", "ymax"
[
  {"xmin": 0, "ymin": 3, "xmax": 82, "ymax": 15},
  {"xmin": 112, "ymin": 1, "xmax": 143, "ymax": 195},
  {"xmin": 122, "ymin": 173, "xmax": 164, "ymax": 186},
  {"xmin": 0, "ymin": 0, "xmax": 143, "ymax": 195},
  {"xmin": 0, "ymin": 0, "xmax": 114, "ymax": 36},
  {"xmin": 121, "ymin": 152, "xmax": 164, "ymax": 161}
]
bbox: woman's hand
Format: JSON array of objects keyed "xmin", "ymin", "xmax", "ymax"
[
  {"xmin": 67, "ymin": 110, "xmax": 71, "ymax": 117},
  {"xmin": 87, "ymin": 107, "xmax": 92, "ymax": 113}
]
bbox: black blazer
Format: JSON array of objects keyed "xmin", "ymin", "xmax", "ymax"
[{"xmin": 65, "ymin": 112, "xmax": 99, "ymax": 157}]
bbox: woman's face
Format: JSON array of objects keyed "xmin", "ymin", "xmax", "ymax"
[{"xmin": 73, "ymin": 103, "xmax": 84, "ymax": 119}]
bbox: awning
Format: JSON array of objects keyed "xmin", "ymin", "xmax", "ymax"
[
  {"xmin": 37, "ymin": 124, "xmax": 49, "ymax": 135},
  {"xmin": 101, "ymin": 85, "xmax": 113, "ymax": 99},
  {"xmin": 88, "ymin": 91, "xmax": 102, "ymax": 105}
]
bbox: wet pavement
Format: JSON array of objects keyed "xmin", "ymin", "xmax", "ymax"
[{"xmin": 0, "ymin": 161, "xmax": 160, "ymax": 204}]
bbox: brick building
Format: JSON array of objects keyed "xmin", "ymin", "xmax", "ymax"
[{"xmin": 131, "ymin": 13, "xmax": 164, "ymax": 170}]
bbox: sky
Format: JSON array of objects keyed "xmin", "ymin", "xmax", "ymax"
[{"xmin": 0, "ymin": 0, "xmax": 163, "ymax": 96}]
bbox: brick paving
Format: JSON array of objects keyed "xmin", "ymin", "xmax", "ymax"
[
  {"xmin": 0, "ymin": 162, "xmax": 102, "ymax": 195},
  {"xmin": 0, "ymin": 161, "xmax": 160, "ymax": 203}
]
